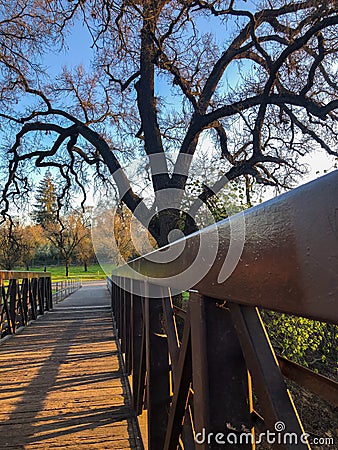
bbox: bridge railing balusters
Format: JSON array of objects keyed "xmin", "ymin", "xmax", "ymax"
[
  {"xmin": 0, "ymin": 271, "xmax": 52, "ymax": 339},
  {"xmin": 111, "ymin": 276, "xmax": 324, "ymax": 450},
  {"xmin": 52, "ymin": 278, "xmax": 81, "ymax": 303},
  {"xmin": 1, "ymin": 272, "xmax": 82, "ymax": 338}
]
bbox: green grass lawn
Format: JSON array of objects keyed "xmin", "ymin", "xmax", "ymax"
[{"xmin": 27, "ymin": 264, "xmax": 107, "ymax": 282}]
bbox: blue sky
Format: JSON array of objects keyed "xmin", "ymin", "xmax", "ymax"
[{"xmin": 44, "ymin": 20, "xmax": 93, "ymax": 74}]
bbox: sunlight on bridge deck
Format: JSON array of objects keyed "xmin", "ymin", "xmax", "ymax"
[{"xmin": 0, "ymin": 283, "xmax": 143, "ymax": 449}]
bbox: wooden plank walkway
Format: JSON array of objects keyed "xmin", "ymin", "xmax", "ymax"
[{"xmin": 0, "ymin": 282, "xmax": 143, "ymax": 449}]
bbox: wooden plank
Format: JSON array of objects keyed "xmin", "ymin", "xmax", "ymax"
[{"xmin": 0, "ymin": 303, "xmax": 142, "ymax": 449}]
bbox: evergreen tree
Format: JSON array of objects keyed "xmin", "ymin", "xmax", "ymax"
[{"xmin": 32, "ymin": 172, "xmax": 58, "ymax": 228}]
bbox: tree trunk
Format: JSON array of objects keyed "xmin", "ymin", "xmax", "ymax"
[
  {"xmin": 150, "ymin": 208, "xmax": 199, "ymax": 247},
  {"xmin": 65, "ymin": 262, "xmax": 69, "ymax": 277},
  {"xmin": 84, "ymin": 261, "xmax": 88, "ymax": 272}
]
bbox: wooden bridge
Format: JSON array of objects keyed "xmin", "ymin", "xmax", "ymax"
[
  {"xmin": 0, "ymin": 280, "xmax": 143, "ymax": 449},
  {"xmin": 0, "ymin": 171, "xmax": 337, "ymax": 449}
]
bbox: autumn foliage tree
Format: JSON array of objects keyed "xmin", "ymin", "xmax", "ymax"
[
  {"xmin": 0, "ymin": 221, "xmax": 43, "ymax": 270},
  {"xmin": 20, "ymin": 225, "xmax": 46, "ymax": 270},
  {"xmin": 0, "ymin": 0, "xmax": 337, "ymax": 246},
  {"xmin": 75, "ymin": 234, "xmax": 96, "ymax": 272},
  {"xmin": 0, "ymin": 221, "xmax": 23, "ymax": 270}
]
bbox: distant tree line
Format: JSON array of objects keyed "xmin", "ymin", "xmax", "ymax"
[{"xmin": 0, "ymin": 173, "xmax": 96, "ymax": 275}]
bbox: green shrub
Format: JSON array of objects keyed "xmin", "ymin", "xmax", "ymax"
[{"xmin": 261, "ymin": 310, "xmax": 337, "ymax": 377}]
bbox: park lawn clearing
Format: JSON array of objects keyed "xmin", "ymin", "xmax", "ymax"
[{"xmin": 23, "ymin": 264, "xmax": 106, "ymax": 282}]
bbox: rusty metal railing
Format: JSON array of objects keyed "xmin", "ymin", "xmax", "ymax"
[
  {"xmin": 0, "ymin": 271, "xmax": 52, "ymax": 339},
  {"xmin": 108, "ymin": 170, "xmax": 338, "ymax": 450}
]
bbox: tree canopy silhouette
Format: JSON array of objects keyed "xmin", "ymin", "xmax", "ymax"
[{"xmin": 0, "ymin": 0, "xmax": 337, "ymax": 245}]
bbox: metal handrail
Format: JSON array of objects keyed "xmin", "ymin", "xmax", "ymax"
[
  {"xmin": 0, "ymin": 270, "xmax": 52, "ymax": 281},
  {"xmin": 114, "ymin": 170, "xmax": 338, "ymax": 324},
  {"xmin": 108, "ymin": 170, "xmax": 338, "ymax": 450}
]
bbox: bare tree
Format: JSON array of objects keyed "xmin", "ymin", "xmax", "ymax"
[
  {"xmin": 0, "ymin": 0, "xmax": 337, "ymax": 246},
  {"xmin": 45, "ymin": 212, "xmax": 89, "ymax": 276}
]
